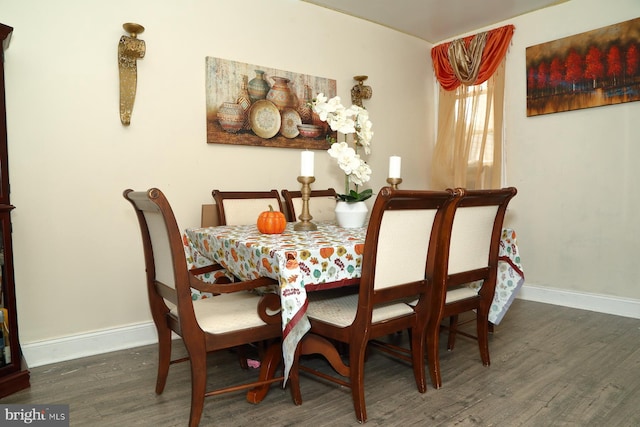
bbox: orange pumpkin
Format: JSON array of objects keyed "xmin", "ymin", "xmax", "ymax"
[{"xmin": 257, "ymin": 205, "xmax": 287, "ymax": 234}]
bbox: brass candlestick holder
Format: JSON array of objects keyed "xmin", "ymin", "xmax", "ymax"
[
  {"xmin": 294, "ymin": 176, "xmax": 318, "ymax": 231},
  {"xmin": 386, "ymin": 177, "xmax": 403, "ymax": 190}
]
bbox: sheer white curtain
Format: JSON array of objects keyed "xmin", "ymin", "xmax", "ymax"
[{"xmin": 431, "ymin": 61, "xmax": 505, "ymax": 189}]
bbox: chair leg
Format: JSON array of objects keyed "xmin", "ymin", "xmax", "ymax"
[
  {"xmin": 155, "ymin": 325, "xmax": 172, "ymax": 394},
  {"xmin": 476, "ymin": 310, "xmax": 491, "ymax": 366},
  {"xmin": 236, "ymin": 345, "xmax": 249, "ymax": 370},
  {"xmin": 187, "ymin": 344, "xmax": 207, "ymax": 427},
  {"xmin": 447, "ymin": 315, "xmax": 459, "ymax": 351},
  {"xmin": 349, "ymin": 340, "xmax": 368, "ymax": 423},
  {"xmin": 410, "ymin": 326, "xmax": 427, "ymax": 393},
  {"xmin": 425, "ymin": 319, "xmax": 442, "ymax": 389}
]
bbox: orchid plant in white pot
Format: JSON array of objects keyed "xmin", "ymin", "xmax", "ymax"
[{"xmin": 311, "ymin": 93, "xmax": 374, "ymax": 227}]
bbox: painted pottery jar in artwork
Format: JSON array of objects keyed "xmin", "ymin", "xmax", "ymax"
[
  {"xmin": 297, "ymin": 85, "xmax": 313, "ymax": 124},
  {"xmin": 266, "ymin": 76, "xmax": 296, "ymax": 111},
  {"xmin": 248, "ymin": 69, "xmax": 270, "ymax": 103},
  {"xmin": 236, "ymin": 75, "xmax": 252, "ymax": 130},
  {"xmin": 312, "ymin": 111, "xmax": 329, "ymax": 136},
  {"xmin": 217, "ymin": 102, "xmax": 245, "ymax": 133}
]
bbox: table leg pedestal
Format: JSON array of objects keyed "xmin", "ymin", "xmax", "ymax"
[
  {"xmin": 290, "ymin": 333, "xmax": 351, "ymax": 405},
  {"xmin": 299, "ymin": 334, "xmax": 349, "ymax": 376},
  {"xmin": 245, "ymin": 342, "xmax": 283, "ymax": 404}
]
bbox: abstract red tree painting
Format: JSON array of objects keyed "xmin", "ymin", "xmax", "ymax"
[
  {"xmin": 526, "ymin": 17, "xmax": 640, "ymax": 116},
  {"xmin": 607, "ymin": 45, "xmax": 622, "ymax": 85},
  {"xmin": 626, "ymin": 44, "xmax": 639, "ymax": 76}
]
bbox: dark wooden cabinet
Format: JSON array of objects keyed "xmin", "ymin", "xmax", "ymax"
[{"xmin": 0, "ymin": 22, "xmax": 30, "ymax": 398}]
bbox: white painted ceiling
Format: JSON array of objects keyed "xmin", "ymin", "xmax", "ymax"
[{"xmin": 302, "ymin": 0, "xmax": 570, "ymax": 43}]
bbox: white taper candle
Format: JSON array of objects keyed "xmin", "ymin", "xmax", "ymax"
[
  {"xmin": 388, "ymin": 156, "xmax": 401, "ymax": 178},
  {"xmin": 301, "ymin": 151, "xmax": 315, "ymax": 176}
]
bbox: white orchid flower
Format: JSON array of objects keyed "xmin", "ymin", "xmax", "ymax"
[{"xmin": 313, "ymin": 93, "xmax": 374, "ymax": 202}]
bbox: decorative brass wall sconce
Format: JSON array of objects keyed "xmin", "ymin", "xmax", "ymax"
[
  {"xmin": 351, "ymin": 75, "xmax": 372, "ymax": 107},
  {"xmin": 118, "ymin": 23, "xmax": 145, "ymax": 125}
]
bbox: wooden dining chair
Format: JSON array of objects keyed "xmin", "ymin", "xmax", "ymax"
[
  {"xmin": 123, "ymin": 188, "xmax": 284, "ymax": 427},
  {"xmin": 281, "ymin": 188, "xmax": 337, "ymax": 222},
  {"xmin": 288, "ymin": 187, "xmax": 459, "ymax": 423},
  {"xmin": 425, "ymin": 187, "xmax": 517, "ymax": 390},
  {"xmin": 212, "ymin": 189, "xmax": 283, "ymax": 226}
]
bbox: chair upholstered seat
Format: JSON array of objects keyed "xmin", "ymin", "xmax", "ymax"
[
  {"xmin": 307, "ymin": 292, "xmax": 416, "ymax": 328},
  {"xmin": 445, "ymin": 287, "xmax": 478, "ymax": 303},
  {"xmin": 169, "ymin": 292, "xmax": 271, "ymax": 334},
  {"xmin": 407, "ymin": 286, "xmax": 478, "ymax": 307},
  {"xmin": 408, "ymin": 285, "xmax": 479, "ymax": 307}
]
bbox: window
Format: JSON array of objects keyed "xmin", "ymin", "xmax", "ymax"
[{"xmin": 458, "ymin": 82, "xmax": 494, "ymax": 167}]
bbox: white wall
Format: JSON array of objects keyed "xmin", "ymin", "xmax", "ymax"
[
  {"xmin": 501, "ymin": 0, "xmax": 640, "ymax": 307},
  {"xmin": 441, "ymin": 0, "xmax": 640, "ymax": 317},
  {"xmin": 0, "ymin": 0, "xmax": 433, "ymax": 349},
  {"xmin": 2, "ymin": 0, "xmax": 640, "ymax": 367}
]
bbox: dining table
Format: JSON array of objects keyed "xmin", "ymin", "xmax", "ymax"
[{"xmin": 184, "ymin": 221, "xmax": 524, "ymax": 399}]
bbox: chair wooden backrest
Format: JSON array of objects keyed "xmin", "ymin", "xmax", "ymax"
[
  {"xmin": 212, "ymin": 189, "xmax": 283, "ymax": 226},
  {"xmin": 357, "ymin": 187, "xmax": 458, "ymax": 322},
  {"xmin": 124, "ymin": 188, "xmax": 204, "ymax": 332},
  {"xmin": 426, "ymin": 186, "xmax": 517, "ymax": 389},
  {"xmin": 281, "ymin": 188, "xmax": 337, "ymax": 222},
  {"xmin": 438, "ymin": 187, "xmax": 518, "ymax": 304}
]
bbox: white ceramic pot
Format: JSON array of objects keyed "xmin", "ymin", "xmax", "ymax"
[{"xmin": 335, "ymin": 201, "xmax": 368, "ymax": 228}]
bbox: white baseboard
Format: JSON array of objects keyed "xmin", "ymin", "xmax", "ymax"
[
  {"xmin": 517, "ymin": 283, "xmax": 640, "ymax": 319},
  {"xmin": 21, "ymin": 285, "xmax": 640, "ymax": 369},
  {"xmin": 22, "ymin": 322, "xmax": 159, "ymax": 368}
]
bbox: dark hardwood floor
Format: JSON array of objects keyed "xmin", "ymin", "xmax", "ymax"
[{"xmin": 2, "ymin": 299, "xmax": 639, "ymax": 426}]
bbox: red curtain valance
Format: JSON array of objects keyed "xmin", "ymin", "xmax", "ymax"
[{"xmin": 431, "ymin": 24, "xmax": 515, "ymax": 91}]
